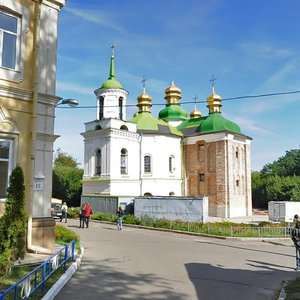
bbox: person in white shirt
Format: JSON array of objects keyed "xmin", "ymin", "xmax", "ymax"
[{"xmin": 60, "ymin": 202, "xmax": 68, "ymax": 223}]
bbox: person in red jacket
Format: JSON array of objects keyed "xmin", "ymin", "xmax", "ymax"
[{"xmin": 85, "ymin": 203, "xmax": 92, "ymax": 228}]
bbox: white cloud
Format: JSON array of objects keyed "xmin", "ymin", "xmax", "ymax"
[
  {"xmin": 64, "ymin": 7, "xmax": 124, "ymax": 32},
  {"xmin": 57, "ymin": 81, "xmax": 93, "ymax": 96}
]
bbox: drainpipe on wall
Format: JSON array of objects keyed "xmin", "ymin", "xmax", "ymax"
[
  {"xmin": 27, "ymin": 0, "xmax": 52, "ymax": 255},
  {"xmin": 139, "ymin": 133, "xmax": 143, "ymax": 196},
  {"xmin": 180, "ymin": 137, "xmax": 185, "ymax": 196}
]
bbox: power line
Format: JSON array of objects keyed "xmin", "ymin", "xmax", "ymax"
[{"xmin": 57, "ymin": 90, "xmax": 300, "ymax": 109}]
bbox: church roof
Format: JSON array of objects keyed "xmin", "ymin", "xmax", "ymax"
[
  {"xmin": 131, "ymin": 112, "xmax": 183, "ymax": 136},
  {"xmin": 177, "ymin": 84, "xmax": 242, "ymax": 136},
  {"xmin": 159, "ymin": 81, "xmax": 188, "ymax": 122},
  {"xmin": 100, "ymin": 45, "xmax": 124, "ymax": 90},
  {"xmin": 159, "ymin": 104, "xmax": 188, "ymax": 121}
]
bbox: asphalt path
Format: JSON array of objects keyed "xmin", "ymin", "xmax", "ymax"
[{"xmin": 55, "ymin": 219, "xmax": 299, "ymax": 300}]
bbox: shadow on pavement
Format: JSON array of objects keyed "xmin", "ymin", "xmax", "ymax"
[
  {"xmin": 185, "ymin": 262, "xmax": 296, "ymax": 300},
  {"xmin": 55, "ymin": 258, "xmax": 188, "ymax": 300}
]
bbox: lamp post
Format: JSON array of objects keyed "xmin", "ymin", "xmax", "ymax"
[{"xmin": 56, "ymin": 98, "xmax": 79, "ymax": 107}]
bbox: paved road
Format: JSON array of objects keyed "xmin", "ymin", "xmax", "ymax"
[{"xmin": 55, "ymin": 219, "xmax": 298, "ymax": 300}]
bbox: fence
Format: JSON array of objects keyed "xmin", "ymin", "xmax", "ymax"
[
  {"xmin": 0, "ymin": 240, "xmax": 75, "ymax": 300},
  {"xmin": 165, "ymin": 220, "xmax": 292, "ymax": 238}
]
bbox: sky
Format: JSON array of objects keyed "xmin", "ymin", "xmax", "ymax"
[{"xmin": 55, "ymin": 0, "xmax": 300, "ymax": 171}]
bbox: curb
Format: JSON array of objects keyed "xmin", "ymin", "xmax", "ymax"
[
  {"xmin": 277, "ymin": 281, "xmax": 287, "ymax": 300},
  {"xmin": 41, "ymin": 247, "xmax": 84, "ymax": 300}
]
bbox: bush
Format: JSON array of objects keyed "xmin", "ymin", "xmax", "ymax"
[
  {"xmin": 67, "ymin": 207, "xmax": 81, "ymax": 219},
  {"xmin": 0, "ymin": 165, "xmax": 26, "ymax": 275},
  {"xmin": 55, "ymin": 224, "xmax": 80, "ymax": 244}
]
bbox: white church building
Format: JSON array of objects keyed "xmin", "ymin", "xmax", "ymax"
[{"xmin": 81, "ymin": 47, "xmax": 252, "ymax": 218}]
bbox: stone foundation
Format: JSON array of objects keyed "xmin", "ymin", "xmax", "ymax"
[{"xmin": 31, "ymin": 217, "xmax": 56, "ymax": 251}]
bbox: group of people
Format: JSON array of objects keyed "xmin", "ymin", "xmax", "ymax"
[
  {"xmin": 59, "ymin": 201, "xmax": 125, "ymax": 231},
  {"xmin": 79, "ymin": 203, "xmax": 93, "ymax": 228}
]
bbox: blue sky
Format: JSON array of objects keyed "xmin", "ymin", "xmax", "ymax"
[{"xmin": 55, "ymin": 0, "xmax": 300, "ymax": 171}]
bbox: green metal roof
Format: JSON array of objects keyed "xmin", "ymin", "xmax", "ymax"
[
  {"xmin": 131, "ymin": 112, "xmax": 183, "ymax": 136},
  {"xmin": 177, "ymin": 113, "xmax": 241, "ymax": 136},
  {"xmin": 159, "ymin": 105, "xmax": 188, "ymax": 121},
  {"xmin": 101, "ymin": 78, "xmax": 123, "ymax": 89},
  {"xmin": 100, "ymin": 54, "xmax": 123, "ymax": 89},
  {"xmin": 200, "ymin": 113, "xmax": 241, "ymax": 134}
]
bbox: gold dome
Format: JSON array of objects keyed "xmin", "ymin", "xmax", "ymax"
[
  {"xmin": 190, "ymin": 107, "xmax": 202, "ymax": 118},
  {"xmin": 137, "ymin": 88, "xmax": 152, "ymax": 113},
  {"xmin": 165, "ymin": 81, "xmax": 181, "ymax": 104},
  {"xmin": 206, "ymin": 86, "xmax": 222, "ymax": 114}
]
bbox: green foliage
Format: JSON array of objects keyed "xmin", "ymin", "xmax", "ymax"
[
  {"xmin": 123, "ymin": 214, "xmax": 141, "ymax": 225},
  {"xmin": 54, "ymin": 148, "xmax": 79, "ymax": 168},
  {"xmin": 52, "ymin": 165, "xmax": 83, "ymax": 207},
  {"xmin": 252, "ymin": 148, "xmax": 300, "ymax": 208},
  {"xmin": 66, "ymin": 207, "xmax": 81, "ymax": 219},
  {"xmin": 92, "ymin": 212, "xmax": 117, "ymax": 222},
  {"xmin": 55, "ymin": 224, "xmax": 80, "ymax": 244},
  {"xmin": 261, "ymin": 149, "xmax": 300, "ymax": 178},
  {"xmin": 0, "ymin": 165, "xmax": 27, "ymax": 275}
]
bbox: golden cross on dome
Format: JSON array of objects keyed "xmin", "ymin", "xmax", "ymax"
[
  {"xmin": 111, "ymin": 44, "xmax": 115, "ymax": 57},
  {"xmin": 141, "ymin": 75, "xmax": 146, "ymax": 90},
  {"xmin": 210, "ymin": 74, "xmax": 217, "ymax": 88},
  {"xmin": 193, "ymin": 94, "xmax": 198, "ymax": 104}
]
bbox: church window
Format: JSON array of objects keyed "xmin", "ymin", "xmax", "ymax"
[
  {"xmin": 119, "ymin": 97, "xmax": 123, "ymax": 120},
  {"xmin": 169, "ymin": 155, "xmax": 174, "ymax": 173},
  {"xmin": 120, "ymin": 125, "xmax": 128, "ymax": 131},
  {"xmin": 235, "ymin": 149, "xmax": 239, "ymax": 158},
  {"xmin": 99, "ymin": 96, "xmax": 104, "ymax": 119},
  {"xmin": 169, "ymin": 191, "xmax": 175, "ymax": 196},
  {"xmin": 95, "ymin": 125, "xmax": 102, "ymax": 130},
  {"xmin": 120, "ymin": 148, "xmax": 128, "ymax": 174},
  {"xmin": 199, "ymin": 173, "xmax": 205, "ymax": 182},
  {"xmin": 236, "ymin": 180, "xmax": 239, "ymax": 187},
  {"xmin": 0, "ymin": 140, "xmax": 12, "ymax": 199},
  {"xmin": 144, "ymin": 155, "xmax": 151, "ymax": 174},
  {"xmin": 95, "ymin": 149, "xmax": 101, "ymax": 175},
  {"xmin": 0, "ymin": 11, "xmax": 18, "ymax": 69}
]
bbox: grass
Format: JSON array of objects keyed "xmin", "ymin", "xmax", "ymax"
[
  {"xmin": 284, "ymin": 277, "xmax": 300, "ymax": 300},
  {"xmin": 0, "ymin": 224, "xmax": 80, "ymax": 298}
]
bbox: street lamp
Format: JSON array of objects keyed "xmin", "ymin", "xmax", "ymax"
[{"xmin": 56, "ymin": 98, "xmax": 79, "ymax": 107}]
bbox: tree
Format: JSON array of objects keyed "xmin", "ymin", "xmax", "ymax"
[
  {"xmin": 54, "ymin": 148, "xmax": 79, "ymax": 168},
  {"xmin": 0, "ymin": 165, "xmax": 27, "ymax": 275},
  {"xmin": 52, "ymin": 149, "xmax": 83, "ymax": 207}
]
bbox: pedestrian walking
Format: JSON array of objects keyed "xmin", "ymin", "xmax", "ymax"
[
  {"xmin": 291, "ymin": 216, "xmax": 300, "ymax": 271},
  {"xmin": 117, "ymin": 206, "xmax": 124, "ymax": 230},
  {"xmin": 60, "ymin": 202, "xmax": 68, "ymax": 223},
  {"xmin": 79, "ymin": 203, "xmax": 86, "ymax": 228},
  {"xmin": 85, "ymin": 203, "xmax": 93, "ymax": 228}
]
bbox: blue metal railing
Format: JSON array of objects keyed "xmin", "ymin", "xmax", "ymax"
[{"xmin": 0, "ymin": 240, "xmax": 75, "ymax": 300}]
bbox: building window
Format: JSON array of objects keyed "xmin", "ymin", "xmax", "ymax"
[
  {"xmin": 119, "ymin": 97, "xmax": 123, "ymax": 120},
  {"xmin": 99, "ymin": 96, "xmax": 104, "ymax": 119},
  {"xmin": 236, "ymin": 180, "xmax": 239, "ymax": 187},
  {"xmin": 169, "ymin": 156, "xmax": 174, "ymax": 173},
  {"xmin": 120, "ymin": 148, "xmax": 128, "ymax": 174},
  {"xmin": 0, "ymin": 140, "xmax": 11, "ymax": 199},
  {"xmin": 0, "ymin": 11, "xmax": 18, "ymax": 70},
  {"xmin": 95, "ymin": 149, "xmax": 101, "ymax": 175},
  {"xmin": 144, "ymin": 155, "xmax": 151, "ymax": 174},
  {"xmin": 199, "ymin": 173, "xmax": 205, "ymax": 182},
  {"xmin": 235, "ymin": 150, "xmax": 239, "ymax": 158}
]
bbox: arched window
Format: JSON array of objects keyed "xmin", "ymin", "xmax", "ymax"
[
  {"xmin": 120, "ymin": 125, "xmax": 128, "ymax": 131},
  {"xmin": 95, "ymin": 125, "xmax": 102, "ymax": 130},
  {"xmin": 120, "ymin": 148, "xmax": 128, "ymax": 174},
  {"xmin": 144, "ymin": 192, "xmax": 152, "ymax": 196},
  {"xmin": 144, "ymin": 155, "xmax": 151, "ymax": 173},
  {"xmin": 99, "ymin": 96, "xmax": 104, "ymax": 119},
  {"xmin": 169, "ymin": 155, "xmax": 174, "ymax": 173},
  {"xmin": 119, "ymin": 97, "xmax": 123, "ymax": 120},
  {"xmin": 95, "ymin": 149, "xmax": 101, "ymax": 175},
  {"xmin": 169, "ymin": 192, "xmax": 175, "ymax": 196}
]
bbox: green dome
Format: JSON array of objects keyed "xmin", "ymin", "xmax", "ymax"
[
  {"xmin": 131, "ymin": 112, "xmax": 182, "ymax": 136},
  {"xmin": 200, "ymin": 113, "xmax": 241, "ymax": 134},
  {"xmin": 101, "ymin": 78, "xmax": 123, "ymax": 89},
  {"xmin": 159, "ymin": 105, "xmax": 188, "ymax": 121}
]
